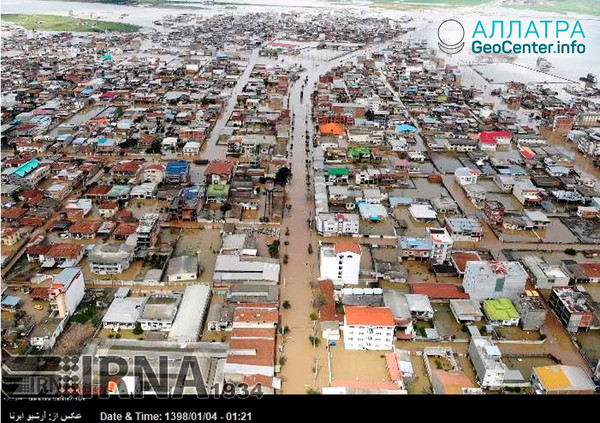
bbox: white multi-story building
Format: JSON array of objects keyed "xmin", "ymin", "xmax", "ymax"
[
  {"xmin": 320, "ymin": 242, "xmax": 362, "ymax": 287},
  {"xmin": 468, "ymin": 336, "xmax": 506, "ymax": 390},
  {"xmin": 343, "ymin": 306, "xmax": 395, "ymax": 350},
  {"xmin": 454, "ymin": 167, "xmax": 480, "ymax": 186},
  {"xmin": 316, "ymin": 213, "xmax": 360, "ymax": 237},
  {"xmin": 463, "ymin": 261, "xmax": 528, "ymax": 302},
  {"xmin": 427, "ymin": 227, "xmax": 453, "ymax": 265},
  {"xmin": 48, "ymin": 267, "xmax": 85, "ymax": 318}
]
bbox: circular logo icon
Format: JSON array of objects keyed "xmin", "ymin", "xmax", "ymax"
[{"xmin": 438, "ymin": 19, "xmax": 465, "ymax": 54}]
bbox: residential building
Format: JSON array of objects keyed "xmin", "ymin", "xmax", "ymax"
[
  {"xmin": 463, "ymin": 261, "xmax": 528, "ymax": 302},
  {"xmin": 549, "ymin": 287, "xmax": 595, "ymax": 333},
  {"xmin": 449, "ymin": 299, "xmax": 483, "ymax": 322},
  {"xmin": 213, "ymin": 255, "xmax": 280, "ymax": 286},
  {"xmin": 520, "ymin": 256, "xmax": 570, "ymax": 289},
  {"xmin": 468, "ymin": 336, "xmax": 505, "ymax": 390},
  {"xmin": 531, "ymin": 365, "xmax": 596, "ymax": 394},
  {"xmin": 205, "ymin": 160, "xmax": 234, "ymax": 185},
  {"xmin": 165, "ymin": 161, "xmax": 190, "ymax": 184},
  {"xmin": 102, "ymin": 297, "xmax": 146, "ymax": 330},
  {"xmin": 516, "ymin": 291, "xmax": 547, "ymax": 331},
  {"xmin": 483, "ymin": 201, "xmax": 505, "ymax": 225},
  {"xmin": 138, "ymin": 294, "xmax": 181, "ymax": 332},
  {"xmin": 343, "ymin": 306, "xmax": 395, "ymax": 350},
  {"xmin": 483, "ymin": 298, "xmax": 520, "ymax": 326},
  {"xmin": 135, "ymin": 213, "xmax": 160, "ymax": 254},
  {"xmin": 88, "ymin": 242, "xmax": 135, "ymax": 275},
  {"xmin": 454, "ymin": 167, "xmax": 480, "ymax": 186},
  {"xmin": 427, "ymin": 227, "xmax": 453, "ymax": 265},
  {"xmin": 445, "ymin": 216, "xmax": 483, "ymax": 242},
  {"xmin": 48, "ymin": 267, "xmax": 85, "ymax": 318},
  {"xmin": 315, "ymin": 213, "xmax": 360, "ymax": 237},
  {"xmin": 319, "ymin": 242, "xmax": 362, "ymax": 287},
  {"xmin": 166, "ymin": 255, "xmax": 199, "ymax": 282}
]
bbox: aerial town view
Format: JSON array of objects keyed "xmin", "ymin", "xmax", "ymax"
[{"xmin": 1, "ymin": 0, "xmax": 599, "ymax": 406}]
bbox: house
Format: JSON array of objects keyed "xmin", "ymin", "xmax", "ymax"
[
  {"xmin": 483, "ymin": 201, "xmax": 505, "ymax": 225},
  {"xmin": 531, "ymin": 365, "xmax": 596, "ymax": 394},
  {"xmin": 102, "ymin": 297, "xmax": 146, "ymax": 330},
  {"xmin": 143, "ymin": 163, "xmax": 165, "ymax": 184},
  {"xmin": 88, "ymin": 242, "xmax": 135, "ymax": 275},
  {"xmin": 98, "ymin": 201, "xmax": 119, "ymax": 219},
  {"xmin": 454, "ymin": 167, "xmax": 480, "ymax": 186},
  {"xmin": 427, "ymin": 227, "xmax": 453, "ymax": 265},
  {"xmin": 479, "ymin": 131, "xmax": 512, "ymax": 151},
  {"xmin": 1, "ymin": 227, "xmax": 28, "ymax": 246},
  {"xmin": 516, "ymin": 291, "xmax": 547, "ymax": 331},
  {"xmin": 220, "ymin": 233, "xmax": 258, "ymax": 256},
  {"xmin": 513, "ymin": 181, "xmax": 543, "ymax": 206},
  {"xmin": 358, "ymin": 203, "xmax": 388, "ymax": 222},
  {"xmin": 468, "ymin": 336, "xmax": 505, "ymax": 390},
  {"xmin": 343, "ymin": 306, "xmax": 395, "ymax": 350},
  {"xmin": 67, "ymin": 220, "xmax": 101, "ymax": 239},
  {"xmin": 463, "ymin": 261, "xmax": 528, "ymax": 302},
  {"xmin": 206, "ymin": 184, "xmax": 230, "ymax": 203},
  {"xmin": 138, "ymin": 294, "xmax": 182, "ymax": 332},
  {"xmin": 398, "ymin": 237, "xmax": 433, "ymax": 261},
  {"xmin": 319, "ymin": 242, "xmax": 362, "ymax": 287},
  {"xmin": 483, "ymin": 298, "xmax": 520, "ymax": 326},
  {"xmin": 445, "ymin": 216, "xmax": 483, "ymax": 242},
  {"xmin": 520, "ymin": 256, "xmax": 570, "ymax": 289},
  {"xmin": 182, "ymin": 141, "xmax": 201, "ymax": 155},
  {"xmin": 43, "ymin": 243, "xmax": 85, "ymax": 268},
  {"xmin": 315, "ymin": 213, "xmax": 360, "ymax": 237},
  {"xmin": 130, "ymin": 183, "xmax": 158, "ymax": 200},
  {"xmin": 206, "ymin": 160, "xmax": 234, "ymax": 185},
  {"xmin": 165, "ymin": 161, "xmax": 190, "ymax": 184},
  {"xmin": 549, "ymin": 287, "xmax": 595, "ymax": 333},
  {"xmin": 134, "ymin": 213, "xmax": 160, "ymax": 254},
  {"xmin": 449, "ymin": 299, "xmax": 483, "ymax": 322},
  {"xmin": 166, "ymin": 255, "xmax": 199, "ymax": 282},
  {"xmin": 408, "ymin": 204, "xmax": 437, "ymax": 221},
  {"xmin": 64, "ymin": 199, "xmax": 92, "ymax": 220}
]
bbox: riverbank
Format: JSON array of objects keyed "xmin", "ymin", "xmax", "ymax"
[{"xmin": 1, "ymin": 13, "xmax": 141, "ymax": 32}]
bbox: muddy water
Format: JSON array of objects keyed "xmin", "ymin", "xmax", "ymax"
[{"xmin": 279, "ymin": 40, "xmax": 400, "ymax": 393}]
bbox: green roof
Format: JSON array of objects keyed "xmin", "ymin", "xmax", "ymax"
[
  {"xmin": 483, "ymin": 298, "xmax": 520, "ymax": 321},
  {"xmin": 348, "ymin": 147, "xmax": 370, "ymax": 158},
  {"xmin": 328, "ymin": 167, "xmax": 348, "ymax": 176},
  {"xmin": 206, "ymin": 184, "xmax": 230, "ymax": 197}
]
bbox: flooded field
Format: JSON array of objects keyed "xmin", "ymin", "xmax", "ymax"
[
  {"xmin": 537, "ymin": 218, "xmax": 579, "ymax": 244},
  {"xmin": 173, "ymin": 229, "xmax": 222, "ymax": 283},
  {"xmin": 575, "ymin": 331, "xmax": 600, "ymax": 369},
  {"xmin": 406, "ymin": 354, "xmax": 433, "ymax": 394},
  {"xmin": 432, "ymin": 303, "xmax": 469, "ymax": 340},
  {"xmin": 495, "ymin": 326, "xmax": 542, "ymax": 341},
  {"xmin": 430, "ymin": 153, "xmax": 464, "ymax": 174},
  {"xmin": 502, "ymin": 356, "xmax": 558, "ymax": 380},
  {"xmin": 486, "ymin": 193, "xmax": 523, "ymax": 212},
  {"xmin": 330, "ymin": 348, "xmax": 391, "ymax": 384}
]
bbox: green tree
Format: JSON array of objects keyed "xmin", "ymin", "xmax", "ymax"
[
  {"xmin": 282, "ymin": 301, "xmax": 291, "ymax": 310},
  {"xmin": 132, "ymin": 322, "xmax": 144, "ymax": 335},
  {"xmin": 274, "ymin": 166, "xmax": 292, "ymax": 186}
]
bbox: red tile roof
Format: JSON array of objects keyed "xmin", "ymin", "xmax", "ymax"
[
  {"xmin": 26, "ymin": 244, "xmax": 51, "ymax": 255},
  {"xmin": 581, "ymin": 263, "xmax": 600, "ymax": 279},
  {"xmin": 410, "ymin": 283, "xmax": 470, "ymax": 299},
  {"xmin": 345, "ymin": 306, "xmax": 395, "ymax": 326},
  {"xmin": 68, "ymin": 220, "xmax": 101, "ymax": 234},
  {"xmin": 45, "ymin": 243, "xmax": 84, "ymax": 258},
  {"xmin": 86, "ymin": 185, "xmax": 113, "ymax": 196},
  {"xmin": 319, "ymin": 279, "xmax": 344, "ymax": 322},
  {"xmin": 451, "ymin": 252, "xmax": 481, "ymax": 273},
  {"xmin": 206, "ymin": 160, "xmax": 234, "ymax": 176},
  {"xmin": 113, "ymin": 161, "xmax": 140, "ymax": 173},
  {"xmin": 2, "ymin": 208, "xmax": 27, "ymax": 219},
  {"xmin": 333, "ymin": 241, "xmax": 362, "ymax": 255},
  {"xmin": 233, "ymin": 306, "xmax": 278, "ymax": 325}
]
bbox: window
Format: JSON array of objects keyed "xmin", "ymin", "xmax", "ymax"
[{"xmin": 494, "ymin": 277, "xmax": 505, "ymax": 292}]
